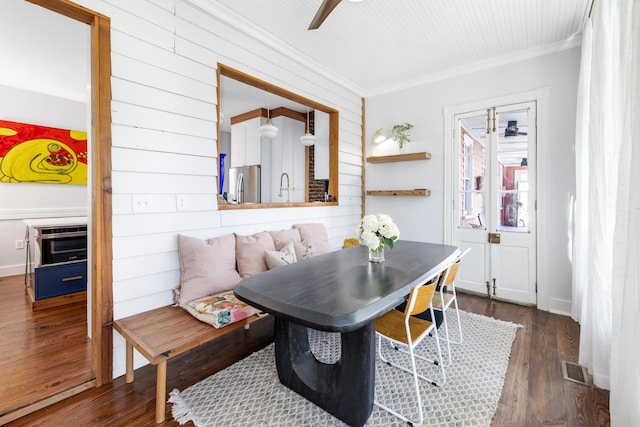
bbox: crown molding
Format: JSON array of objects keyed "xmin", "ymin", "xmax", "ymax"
[
  {"xmin": 182, "ymin": 1, "xmax": 582, "ymax": 100},
  {"xmin": 185, "ymin": 0, "xmax": 366, "ymax": 96},
  {"xmin": 366, "ymin": 35, "xmax": 583, "ymax": 97}
]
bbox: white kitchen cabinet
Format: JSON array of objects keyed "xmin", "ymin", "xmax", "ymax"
[
  {"xmin": 268, "ymin": 116, "xmax": 305, "ymax": 203},
  {"xmin": 230, "ymin": 117, "xmax": 262, "ymax": 168}
]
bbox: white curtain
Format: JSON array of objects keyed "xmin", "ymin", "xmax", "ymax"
[
  {"xmin": 573, "ymin": 0, "xmax": 640, "ymax": 424},
  {"xmin": 610, "ymin": 1, "xmax": 640, "ymax": 424}
]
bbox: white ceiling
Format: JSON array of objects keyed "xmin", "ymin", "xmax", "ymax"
[{"xmin": 200, "ymin": 0, "xmax": 590, "ymax": 96}]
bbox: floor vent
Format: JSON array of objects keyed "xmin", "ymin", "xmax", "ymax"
[{"xmin": 561, "ymin": 360, "xmax": 589, "ymax": 386}]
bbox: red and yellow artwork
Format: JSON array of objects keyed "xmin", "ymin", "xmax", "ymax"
[{"xmin": 0, "ymin": 119, "xmax": 87, "ymax": 185}]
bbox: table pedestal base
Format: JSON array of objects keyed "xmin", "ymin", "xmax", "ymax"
[{"xmin": 274, "ymin": 318, "xmax": 375, "ymax": 427}]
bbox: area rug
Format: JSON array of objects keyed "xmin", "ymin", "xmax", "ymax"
[{"xmin": 169, "ymin": 310, "xmax": 521, "ymax": 426}]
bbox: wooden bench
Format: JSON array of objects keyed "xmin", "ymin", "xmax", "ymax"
[{"xmin": 113, "ymin": 305, "xmax": 265, "ymax": 423}]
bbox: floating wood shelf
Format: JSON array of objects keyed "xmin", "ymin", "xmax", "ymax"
[
  {"xmin": 366, "ymin": 189, "xmax": 431, "ymax": 197},
  {"xmin": 366, "ymin": 152, "xmax": 431, "ymax": 163}
]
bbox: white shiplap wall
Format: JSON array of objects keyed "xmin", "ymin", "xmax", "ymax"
[{"xmin": 74, "ymin": 0, "xmax": 363, "ymax": 378}]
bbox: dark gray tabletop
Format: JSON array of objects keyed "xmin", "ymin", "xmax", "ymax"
[{"xmin": 234, "ymin": 240, "xmax": 459, "ymax": 332}]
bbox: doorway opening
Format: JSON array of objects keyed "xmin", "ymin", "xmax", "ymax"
[{"xmin": 0, "ymin": 0, "xmax": 112, "ymax": 423}]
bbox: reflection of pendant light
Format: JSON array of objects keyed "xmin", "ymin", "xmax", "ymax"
[
  {"xmin": 259, "ymin": 99, "xmax": 278, "ymax": 139},
  {"xmin": 300, "ymin": 108, "xmax": 316, "ymax": 146}
]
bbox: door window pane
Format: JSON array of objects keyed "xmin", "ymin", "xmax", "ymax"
[
  {"xmin": 458, "ymin": 117, "xmax": 486, "ymax": 229},
  {"xmin": 497, "ymin": 109, "xmax": 529, "ymax": 232}
]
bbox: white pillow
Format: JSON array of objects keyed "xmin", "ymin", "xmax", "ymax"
[{"xmin": 264, "ymin": 240, "xmax": 297, "ymax": 269}]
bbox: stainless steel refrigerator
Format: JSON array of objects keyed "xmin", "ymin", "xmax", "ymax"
[{"xmin": 228, "ymin": 165, "xmax": 261, "ymax": 204}]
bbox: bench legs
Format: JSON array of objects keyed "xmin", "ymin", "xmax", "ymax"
[
  {"xmin": 125, "ymin": 341, "xmax": 134, "ymax": 383},
  {"xmin": 119, "ymin": 316, "xmax": 259, "ymax": 424},
  {"xmin": 156, "ymin": 360, "xmax": 167, "ymax": 423},
  {"xmin": 124, "ymin": 340, "xmax": 167, "ymax": 423}
]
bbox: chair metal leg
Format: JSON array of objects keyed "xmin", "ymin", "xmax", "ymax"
[
  {"xmin": 434, "ymin": 288, "xmax": 464, "ymax": 366},
  {"xmin": 451, "ymin": 290, "xmax": 463, "ymax": 344},
  {"xmin": 377, "ymin": 334, "xmax": 390, "ymax": 364},
  {"xmin": 431, "ymin": 321, "xmax": 446, "ymax": 387},
  {"xmin": 440, "ymin": 307, "xmax": 453, "ymax": 366},
  {"xmin": 375, "ymin": 336, "xmax": 424, "ymax": 426},
  {"xmin": 376, "ymin": 334, "xmax": 446, "ymax": 387}
]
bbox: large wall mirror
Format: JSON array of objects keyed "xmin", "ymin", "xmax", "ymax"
[{"xmin": 217, "ymin": 64, "xmax": 338, "ymax": 210}]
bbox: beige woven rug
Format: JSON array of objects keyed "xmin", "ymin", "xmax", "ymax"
[{"xmin": 170, "ymin": 310, "xmax": 521, "ymax": 426}]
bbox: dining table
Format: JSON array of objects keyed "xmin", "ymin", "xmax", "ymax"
[{"xmin": 234, "ymin": 240, "xmax": 459, "ymax": 427}]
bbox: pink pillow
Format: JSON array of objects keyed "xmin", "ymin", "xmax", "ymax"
[
  {"xmin": 293, "ymin": 223, "xmax": 331, "ymax": 255},
  {"xmin": 292, "ymin": 240, "xmax": 314, "ymax": 260},
  {"xmin": 235, "ymin": 232, "xmax": 276, "ymax": 278},
  {"xmin": 269, "ymin": 228, "xmax": 302, "ymax": 250},
  {"xmin": 177, "ymin": 234, "xmax": 242, "ymax": 306}
]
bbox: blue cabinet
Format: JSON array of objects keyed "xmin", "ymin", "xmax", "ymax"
[{"xmin": 34, "ymin": 261, "xmax": 87, "ymax": 300}]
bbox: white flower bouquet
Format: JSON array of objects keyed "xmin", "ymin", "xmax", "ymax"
[{"xmin": 355, "ymin": 213, "xmax": 400, "ymax": 251}]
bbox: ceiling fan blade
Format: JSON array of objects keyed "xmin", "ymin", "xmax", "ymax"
[{"xmin": 308, "ymin": 0, "xmax": 342, "ymax": 30}]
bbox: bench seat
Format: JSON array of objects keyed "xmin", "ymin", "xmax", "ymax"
[{"xmin": 114, "ymin": 304, "xmax": 265, "ymax": 423}]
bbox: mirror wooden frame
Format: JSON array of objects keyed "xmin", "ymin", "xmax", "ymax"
[{"xmin": 217, "ymin": 64, "xmax": 339, "ymax": 209}]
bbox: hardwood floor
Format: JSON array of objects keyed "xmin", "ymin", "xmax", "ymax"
[
  {"xmin": 3, "ymin": 276, "xmax": 610, "ymax": 426},
  {"xmin": 0, "ymin": 274, "xmax": 94, "ymax": 424}
]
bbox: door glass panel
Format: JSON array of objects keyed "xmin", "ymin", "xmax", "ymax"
[
  {"xmin": 458, "ymin": 116, "xmax": 486, "ymax": 229},
  {"xmin": 496, "ymin": 109, "xmax": 529, "ymax": 232}
]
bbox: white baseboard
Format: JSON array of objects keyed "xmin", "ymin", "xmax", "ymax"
[
  {"xmin": 0, "ymin": 264, "xmax": 27, "ymax": 278},
  {"xmin": 547, "ymin": 297, "xmax": 572, "ymax": 317}
]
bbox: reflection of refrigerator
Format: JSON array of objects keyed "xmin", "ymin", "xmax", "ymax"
[{"xmin": 228, "ymin": 165, "xmax": 261, "ymax": 204}]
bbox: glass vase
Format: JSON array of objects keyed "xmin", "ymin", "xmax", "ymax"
[{"xmin": 369, "ymin": 246, "xmax": 385, "ymax": 263}]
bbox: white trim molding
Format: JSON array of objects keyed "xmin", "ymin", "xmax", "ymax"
[{"xmin": 0, "ymin": 208, "xmax": 88, "ymax": 221}]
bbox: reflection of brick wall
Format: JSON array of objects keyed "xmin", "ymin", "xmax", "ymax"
[
  {"xmin": 501, "ymin": 165, "xmax": 526, "ymax": 226},
  {"xmin": 460, "ymin": 128, "xmax": 485, "ymax": 224},
  {"xmin": 503, "ymin": 165, "xmax": 525, "ymax": 190},
  {"xmin": 459, "ymin": 134, "xmax": 467, "ymax": 215},
  {"xmin": 308, "ymin": 145, "xmax": 328, "ymax": 201},
  {"xmin": 472, "ymin": 139, "xmax": 485, "ymax": 219}
]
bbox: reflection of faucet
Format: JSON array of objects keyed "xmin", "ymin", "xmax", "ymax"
[{"xmin": 278, "ymin": 172, "xmax": 290, "ymax": 203}]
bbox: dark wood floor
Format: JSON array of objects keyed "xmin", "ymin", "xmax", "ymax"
[
  {"xmin": 3, "ymin": 275, "xmax": 610, "ymax": 426},
  {"xmin": 0, "ymin": 274, "xmax": 94, "ymax": 423}
]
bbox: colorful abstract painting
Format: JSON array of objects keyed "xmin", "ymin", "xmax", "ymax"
[{"xmin": 0, "ymin": 119, "xmax": 87, "ymax": 184}]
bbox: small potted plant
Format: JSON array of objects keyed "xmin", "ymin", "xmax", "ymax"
[{"xmin": 392, "ymin": 122, "xmax": 413, "ymax": 152}]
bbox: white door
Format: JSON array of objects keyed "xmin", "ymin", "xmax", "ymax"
[{"xmin": 452, "ymin": 102, "xmax": 537, "ymax": 305}]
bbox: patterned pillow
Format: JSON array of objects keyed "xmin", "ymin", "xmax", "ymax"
[
  {"xmin": 292, "ymin": 240, "xmax": 314, "ymax": 260},
  {"xmin": 183, "ymin": 290, "xmax": 261, "ymax": 329},
  {"xmin": 264, "ymin": 240, "xmax": 297, "ymax": 269}
]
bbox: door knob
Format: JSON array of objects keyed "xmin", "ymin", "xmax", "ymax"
[{"xmin": 488, "ymin": 233, "xmax": 501, "ymax": 244}]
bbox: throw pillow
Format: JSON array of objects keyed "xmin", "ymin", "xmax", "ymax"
[
  {"xmin": 269, "ymin": 228, "xmax": 302, "ymax": 251},
  {"xmin": 293, "ymin": 223, "xmax": 332, "ymax": 255},
  {"xmin": 177, "ymin": 234, "xmax": 242, "ymax": 306},
  {"xmin": 292, "ymin": 240, "xmax": 314, "ymax": 260},
  {"xmin": 183, "ymin": 290, "xmax": 261, "ymax": 329},
  {"xmin": 235, "ymin": 231, "xmax": 276, "ymax": 278},
  {"xmin": 264, "ymin": 240, "xmax": 297, "ymax": 269}
]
